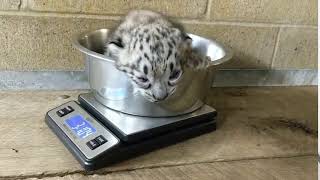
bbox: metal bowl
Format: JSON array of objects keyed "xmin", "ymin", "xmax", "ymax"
[{"xmin": 73, "ymin": 29, "xmax": 233, "ymax": 117}]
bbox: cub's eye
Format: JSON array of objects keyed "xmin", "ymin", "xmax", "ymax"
[
  {"xmin": 169, "ymin": 70, "xmax": 182, "ymax": 80},
  {"xmin": 137, "ymin": 77, "xmax": 149, "ymax": 83}
]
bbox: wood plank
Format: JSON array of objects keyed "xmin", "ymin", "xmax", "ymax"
[
  {"xmin": 25, "ymin": 156, "xmax": 317, "ymax": 180},
  {"xmin": 207, "ymin": 87, "xmax": 318, "ymax": 130},
  {"xmin": 0, "ymin": 87, "xmax": 317, "ymax": 177}
]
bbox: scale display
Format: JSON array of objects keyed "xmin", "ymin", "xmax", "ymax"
[{"xmin": 65, "ymin": 115, "xmax": 96, "ymax": 139}]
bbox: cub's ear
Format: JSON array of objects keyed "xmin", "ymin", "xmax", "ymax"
[
  {"xmin": 183, "ymin": 33, "xmax": 192, "ymax": 44},
  {"xmin": 106, "ymin": 37, "xmax": 124, "ymax": 57},
  {"xmin": 181, "ymin": 34, "xmax": 192, "ymax": 50},
  {"xmin": 179, "ymin": 34, "xmax": 194, "ymax": 67},
  {"xmin": 179, "ymin": 33, "xmax": 193, "ymax": 54}
]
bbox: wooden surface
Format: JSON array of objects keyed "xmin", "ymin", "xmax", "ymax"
[
  {"xmin": 27, "ymin": 156, "xmax": 316, "ymax": 180},
  {"xmin": 0, "ymin": 87, "xmax": 317, "ymax": 179}
]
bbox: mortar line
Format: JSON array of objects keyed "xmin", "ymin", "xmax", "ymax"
[
  {"xmin": 205, "ymin": 0, "xmax": 213, "ymax": 20},
  {"xmin": 0, "ymin": 10, "xmax": 123, "ymax": 20},
  {"xmin": 0, "ymin": 154, "xmax": 316, "ymax": 180},
  {"xmin": 180, "ymin": 19, "xmax": 318, "ymax": 28},
  {"xmin": 270, "ymin": 27, "xmax": 282, "ymax": 68},
  {"xmin": 0, "ymin": 10, "xmax": 317, "ymax": 28},
  {"xmin": 17, "ymin": 0, "xmax": 22, "ymax": 10}
]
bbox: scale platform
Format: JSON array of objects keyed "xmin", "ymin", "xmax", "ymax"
[{"xmin": 46, "ymin": 93, "xmax": 217, "ymax": 171}]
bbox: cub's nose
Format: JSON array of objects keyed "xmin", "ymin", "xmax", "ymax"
[{"xmin": 152, "ymin": 92, "xmax": 168, "ymax": 101}]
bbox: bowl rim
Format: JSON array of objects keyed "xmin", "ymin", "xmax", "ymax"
[
  {"xmin": 72, "ymin": 29, "xmax": 115, "ymax": 63},
  {"xmin": 72, "ymin": 28, "xmax": 233, "ymax": 66}
]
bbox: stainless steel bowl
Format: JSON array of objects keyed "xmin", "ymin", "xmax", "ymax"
[{"xmin": 73, "ymin": 29, "xmax": 233, "ymax": 117}]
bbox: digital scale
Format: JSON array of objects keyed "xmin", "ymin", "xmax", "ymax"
[{"xmin": 45, "ymin": 92, "xmax": 217, "ymax": 171}]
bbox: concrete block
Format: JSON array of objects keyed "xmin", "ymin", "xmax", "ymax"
[
  {"xmin": 0, "ymin": 15, "xmax": 118, "ymax": 70},
  {"xmin": 28, "ymin": 0, "xmax": 208, "ymax": 18},
  {"xmin": 210, "ymin": 0, "xmax": 317, "ymax": 25},
  {"xmin": 273, "ymin": 28, "xmax": 317, "ymax": 69},
  {"xmin": 0, "ymin": 0, "xmax": 21, "ymax": 10},
  {"xmin": 27, "ymin": 0, "xmax": 81, "ymax": 13},
  {"xmin": 185, "ymin": 24, "xmax": 278, "ymax": 69}
]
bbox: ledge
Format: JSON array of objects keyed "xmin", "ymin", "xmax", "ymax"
[{"xmin": 0, "ymin": 70, "xmax": 317, "ymax": 90}]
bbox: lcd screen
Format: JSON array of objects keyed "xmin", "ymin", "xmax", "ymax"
[{"xmin": 65, "ymin": 115, "xmax": 96, "ymax": 139}]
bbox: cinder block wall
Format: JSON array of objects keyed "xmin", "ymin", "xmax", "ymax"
[{"xmin": 0, "ymin": 0, "xmax": 317, "ymax": 71}]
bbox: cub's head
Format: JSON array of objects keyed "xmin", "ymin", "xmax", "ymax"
[{"xmin": 105, "ymin": 25, "xmax": 192, "ymax": 102}]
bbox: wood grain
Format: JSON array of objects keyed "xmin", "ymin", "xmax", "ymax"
[
  {"xmin": 26, "ymin": 156, "xmax": 316, "ymax": 180},
  {"xmin": 0, "ymin": 87, "xmax": 316, "ymax": 179}
]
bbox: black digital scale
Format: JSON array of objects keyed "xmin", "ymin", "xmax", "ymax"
[{"xmin": 45, "ymin": 93, "xmax": 217, "ymax": 171}]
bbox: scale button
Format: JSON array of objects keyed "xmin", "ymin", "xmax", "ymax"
[
  {"xmin": 86, "ymin": 139, "xmax": 99, "ymax": 150},
  {"xmin": 56, "ymin": 110, "xmax": 65, "ymax": 117},
  {"xmin": 57, "ymin": 106, "xmax": 74, "ymax": 117},
  {"xmin": 95, "ymin": 135, "xmax": 108, "ymax": 145},
  {"xmin": 65, "ymin": 106, "xmax": 74, "ymax": 113}
]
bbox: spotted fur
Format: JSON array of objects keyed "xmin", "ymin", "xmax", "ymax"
[{"xmin": 104, "ymin": 10, "xmax": 209, "ymax": 102}]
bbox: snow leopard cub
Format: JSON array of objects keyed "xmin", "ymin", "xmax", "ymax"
[{"xmin": 105, "ymin": 10, "xmax": 208, "ymax": 102}]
